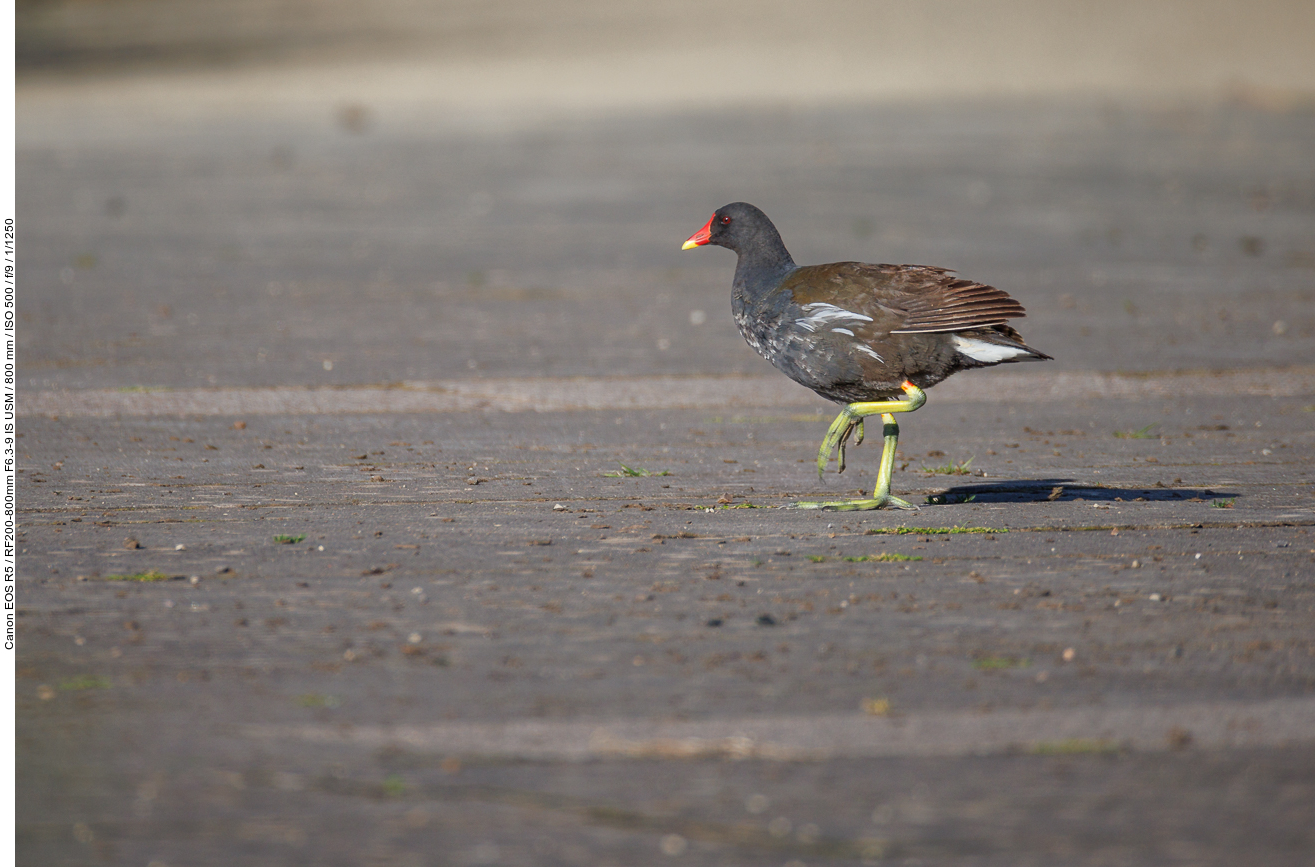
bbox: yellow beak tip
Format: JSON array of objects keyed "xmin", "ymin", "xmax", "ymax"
[{"xmin": 681, "ymin": 239, "xmax": 700, "ymax": 251}]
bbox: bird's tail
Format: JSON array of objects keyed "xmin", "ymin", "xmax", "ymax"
[{"xmin": 951, "ymin": 326, "xmax": 1052, "ymax": 366}]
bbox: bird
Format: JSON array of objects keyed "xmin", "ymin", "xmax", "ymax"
[{"xmin": 682, "ymin": 201, "xmax": 1051, "ymax": 511}]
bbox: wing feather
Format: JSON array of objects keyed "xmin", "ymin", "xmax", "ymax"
[{"xmin": 885, "ymin": 269, "xmax": 1028, "ymax": 334}]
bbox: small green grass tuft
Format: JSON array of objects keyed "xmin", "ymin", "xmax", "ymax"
[
  {"xmin": 116, "ymin": 385, "xmax": 169, "ymax": 393},
  {"xmin": 844, "ymin": 553, "xmax": 923, "ymax": 562},
  {"xmin": 717, "ymin": 502, "xmax": 764, "ymax": 509},
  {"xmin": 972, "ymin": 656, "xmax": 1030, "ymax": 670},
  {"xmin": 295, "ymin": 693, "xmax": 340, "ymax": 708},
  {"xmin": 807, "ymin": 555, "xmax": 828, "ymax": 563},
  {"xmin": 867, "ymin": 526, "xmax": 1007, "ymax": 536},
  {"xmin": 60, "ymin": 675, "xmax": 112, "ymax": 691},
  {"xmin": 1031, "ymin": 738, "xmax": 1119, "ymax": 756},
  {"xmin": 273, "ymin": 534, "xmax": 307, "ymax": 544},
  {"xmin": 382, "ymin": 774, "xmax": 407, "ymax": 797},
  {"xmin": 602, "ymin": 462, "xmax": 670, "ymax": 478},
  {"xmin": 104, "ymin": 570, "xmax": 174, "ymax": 582},
  {"xmin": 861, "ymin": 696, "xmax": 891, "ymax": 716},
  {"xmin": 922, "ymin": 456, "xmax": 974, "ymax": 475},
  {"xmin": 1114, "ymin": 423, "xmax": 1158, "ymax": 439},
  {"xmin": 1211, "ymin": 498, "xmax": 1236, "ymax": 509}
]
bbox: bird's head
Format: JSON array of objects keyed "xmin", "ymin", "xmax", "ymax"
[{"xmin": 681, "ymin": 202, "xmax": 776, "ymax": 253}]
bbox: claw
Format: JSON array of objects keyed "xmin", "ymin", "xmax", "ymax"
[{"xmin": 836, "ymin": 417, "xmax": 860, "ymax": 474}]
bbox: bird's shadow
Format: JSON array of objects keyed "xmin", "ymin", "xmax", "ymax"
[{"xmin": 923, "ymin": 478, "xmax": 1238, "ymax": 505}]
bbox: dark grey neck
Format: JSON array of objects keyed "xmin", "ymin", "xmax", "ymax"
[{"xmin": 730, "ymin": 230, "xmax": 797, "ymax": 298}]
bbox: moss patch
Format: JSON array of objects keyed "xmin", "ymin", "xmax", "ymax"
[
  {"xmin": 844, "ymin": 553, "xmax": 923, "ymax": 562},
  {"xmin": 103, "ymin": 570, "xmax": 176, "ymax": 582},
  {"xmin": 867, "ymin": 526, "xmax": 1007, "ymax": 536},
  {"xmin": 972, "ymin": 656, "xmax": 1030, "ymax": 670},
  {"xmin": 602, "ymin": 462, "xmax": 670, "ymax": 478},
  {"xmin": 1031, "ymin": 739, "xmax": 1120, "ymax": 756}
]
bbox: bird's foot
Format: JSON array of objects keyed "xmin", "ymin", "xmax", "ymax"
[
  {"xmin": 814, "ymin": 385, "xmax": 926, "ymax": 481},
  {"xmin": 792, "ymin": 493, "xmax": 920, "ymax": 512},
  {"xmin": 817, "ymin": 410, "xmax": 863, "ymax": 481}
]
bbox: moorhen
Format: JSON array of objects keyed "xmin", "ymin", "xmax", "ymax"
[{"xmin": 682, "ymin": 202, "xmax": 1051, "ymax": 511}]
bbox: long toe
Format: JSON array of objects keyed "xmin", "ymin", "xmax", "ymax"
[{"xmin": 792, "ymin": 495, "xmax": 920, "ymax": 512}]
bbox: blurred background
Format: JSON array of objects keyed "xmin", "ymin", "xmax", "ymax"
[
  {"xmin": 15, "ymin": 6, "xmax": 1315, "ymax": 865},
  {"xmin": 16, "ymin": 0, "xmax": 1315, "ymax": 391},
  {"xmin": 17, "ymin": 0, "xmax": 1315, "ymax": 97}
]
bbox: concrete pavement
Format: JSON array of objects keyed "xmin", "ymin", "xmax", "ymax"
[{"xmin": 15, "ymin": 25, "xmax": 1315, "ymax": 867}]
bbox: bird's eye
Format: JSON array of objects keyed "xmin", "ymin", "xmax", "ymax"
[{"xmin": 720, "ymin": 215, "xmax": 732, "ymax": 225}]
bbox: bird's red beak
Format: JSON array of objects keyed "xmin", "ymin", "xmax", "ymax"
[{"xmin": 681, "ymin": 215, "xmax": 714, "ymax": 250}]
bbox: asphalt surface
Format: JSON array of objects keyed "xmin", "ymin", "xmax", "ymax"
[{"xmin": 16, "ymin": 63, "xmax": 1315, "ymax": 867}]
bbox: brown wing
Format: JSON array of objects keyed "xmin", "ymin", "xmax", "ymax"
[{"xmin": 781, "ymin": 263, "xmax": 1028, "ymax": 334}]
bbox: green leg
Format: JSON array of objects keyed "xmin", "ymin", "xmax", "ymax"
[{"xmin": 794, "ymin": 382, "xmax": 926, "ymax": 512}]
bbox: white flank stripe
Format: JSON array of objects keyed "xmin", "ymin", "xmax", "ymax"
[
  {"xmin": 797, "ymin": 302, "xmax": 873, "ymax": 333},
  {"xmin": 855, "ymin": 345, "xmax": 885, "ymax": 362},
  {"xmin": 830, "ymin": 327, "xmax": 855, "ymax": 336},
  {"xmin": 953, "ymin": 335, "xmax": 1032, "ymax": 363}
]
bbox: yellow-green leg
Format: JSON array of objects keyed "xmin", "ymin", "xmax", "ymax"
[{"xmin": 794, "ymin": 382, "xmax": 926, "ymax": 511}]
